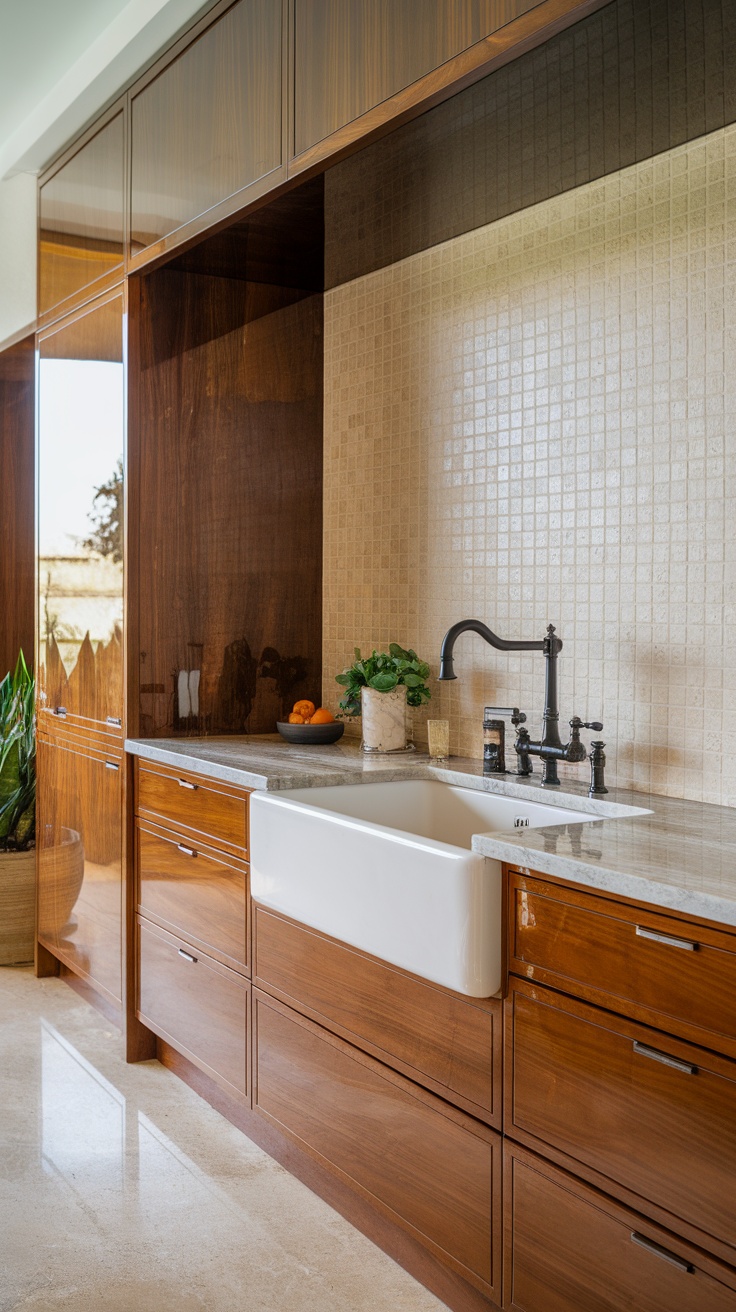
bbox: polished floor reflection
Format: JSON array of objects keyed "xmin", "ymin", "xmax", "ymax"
[{"xmin": 1, "ymin": 968, "xmax": 445, "ymax": 1312}]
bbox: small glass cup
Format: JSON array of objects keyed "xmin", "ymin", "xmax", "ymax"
[{"xmin": 427, "ymin": 719, "xmax": 450, "ymax": 761}]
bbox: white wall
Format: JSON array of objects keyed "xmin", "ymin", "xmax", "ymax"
[{"xmin": 0, "ymin": 173, "xmax": 37, "ymax": 345}]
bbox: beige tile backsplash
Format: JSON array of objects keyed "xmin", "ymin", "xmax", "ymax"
[{"xmin": 323, "ymin": 125, "xmax": 736, "ymax": 805}]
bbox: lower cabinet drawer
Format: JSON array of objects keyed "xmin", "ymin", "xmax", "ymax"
[
  {"xmin": 506, "ymin": 978, "xmax": 736, "ymax": 1259},
  {"xmin": 137, "ymin": 917, "xmax": 248, "ymax": 1102},
  {"xmin": 505, "ymin": 1143, "xmax": 736, "ymax": 1312},
  {"xmin": 253, "ymin": 905, "xmax": 498, "ymax": 1122},
  {"xmin": 253, "ymin": 989, "xmax": 500, "ymax": 1301}
]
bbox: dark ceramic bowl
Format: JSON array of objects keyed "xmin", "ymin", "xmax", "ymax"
[{"xmin": 276, "ymin": 720, "xmax": 345, "ymax": 745}]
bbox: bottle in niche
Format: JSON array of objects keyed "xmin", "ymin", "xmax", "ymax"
[{"xmin": 483, "ymin": 711, "xmax": 506, "ymax": 773}]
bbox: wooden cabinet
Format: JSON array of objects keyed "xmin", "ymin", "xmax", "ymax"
[
  {"xmin": 292, "ymin": 0, "xmax": 542, "ymax": 159},
  {"xmin": 507, "ymin": 871, "xmax": 736, "ymax": 1060},
  {"xmin": 0, "ymin": 336, "xmax": 35, "ymax": 676},
  {"xmin": 137, "ymin": 917, "xmax": 249, "ymax": 1101},
  {"xmin": 137, "ymin": 760, "xmax": 248, "ymax": 855},
  {"xmin": 39, "ymin": 107, "xmax": 125, "ymax": 318},
  {"xmin": 506, "ymin": 977, "xmax": 736, "ymax": 1262},
  {"xmin": 253, "ymin": 905, "xmax": 499, "ymax": 1124},
  {"xmin": 37, "ymin": 732, "xmax": 123, "ymax": 1004},
  {"xmin": 504, "ymin": 1142, "xmax": 736, "ymax": 1312},
  {"xmin": 254, "ymin": 988, "xmax": 501, "ymax": 1301},
  {"xmin": 37, "ymin": 292, "xmax": 125, "ymax": 734},
  {"xmin": 130, "ymin": 0, "xmax": 283, "ymax": 255}
]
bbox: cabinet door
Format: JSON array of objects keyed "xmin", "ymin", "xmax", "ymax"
[
  {"xmin": 37, "ymin": 294, "xmax": 124, "ymax": 730},
  {"xmin": 39, "ymin": 110, "xmax": 124, "ymax": 317},
  {"xmin": 130, "ymin": 0, "xmax": 283, "ymax": 253},
  {"xmin": 37, "ymin": 736, "xmax": 123, "ymax": 1005},
  {"xmin": 293, "ymin": 0, "xmax": 541, "ymax": 157}
]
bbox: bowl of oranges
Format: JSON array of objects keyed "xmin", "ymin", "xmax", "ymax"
[{"xmin": 276, "ymin": 700, "xmax": 345, "ymax": 745}]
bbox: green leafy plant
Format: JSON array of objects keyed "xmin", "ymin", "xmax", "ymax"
[
  {"xmin": 335, "ymin": 644, "xmax": 432, "ymax": 717},
  {"xmin": 0, "ymin": 652, "xmax": 36, "ymax": 852}
]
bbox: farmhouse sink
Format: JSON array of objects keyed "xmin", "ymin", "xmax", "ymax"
[{"xmin": 250, "ymin": 779, "xmax": 596, "ymax": 998}]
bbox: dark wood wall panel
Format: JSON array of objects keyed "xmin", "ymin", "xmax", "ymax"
[
  {"xmin": 294, "ymin": 0, "xmax": 543, "ymax": 156},
  {"xmin": 325, "ymin": 0, "xmax": 736, "ymax": 286},
  {"xmin": 0, "ymin": 337, "xmax": 35, "ymax": 677},
  {"xmin": 134, "ymin": 269, "xmax": 323, "ymax": 737}
]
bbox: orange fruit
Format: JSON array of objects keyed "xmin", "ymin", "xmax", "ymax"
[
  {"xmin": 288, "ymin": 712, "xmax": 305, "ymax": 724},
  {"xmin": 310, "ymin": 707, "xmax": 335, "ymax": 724},
  {"xmin": 293, "ymin": 699, "xmax": 315, "ymax": 720}
]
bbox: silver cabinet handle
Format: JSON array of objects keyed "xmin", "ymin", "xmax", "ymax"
[
  {"xmin": 177, "ymin": 843, "xmax": 197, "ymax": 858},
  {"xmin": 105, "ymin": 761, "xmax": 120, "ymax": 771},
  {"xmin": 177, "ymin": 778, "xmax": 198, "ymax": 790},
  {"xmin": 178, "ymin": 948, "xmax": 197, "ymax": 963},
  {"xmin": 55, "ymin": 706, "xmax": 67, "ymax": 717},
  {"xmin": 636, "ymin": 925, "xmax": 697, "ymax": 952},
  {"xmin": 106, "ymin": 716, "xmax": 122, "ymax": 727},
  {"xmin": 630, "ymin": 1232, "xmax": 693, "ymax": 1273},
  {"xmin": 633, "ymin": 1041, "xmax": 697, "ymax": 1076}
]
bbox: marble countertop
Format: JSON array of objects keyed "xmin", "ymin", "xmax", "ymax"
[{"xmin": 126, "ymin": 734, "xmax": 736, "ymax": 931}]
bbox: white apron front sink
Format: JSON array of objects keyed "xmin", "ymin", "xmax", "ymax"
[{"xmin": 250, "ymin": 779, "xmax": 595, "ymax": 998}]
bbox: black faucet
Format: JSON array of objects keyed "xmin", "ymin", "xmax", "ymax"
[{"xmin": 438, "ymin": 619, "xmax": 606, "ymax": 793}]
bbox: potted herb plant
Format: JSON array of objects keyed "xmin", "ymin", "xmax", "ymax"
[
  {"xmin": 335, "ymin": 644, "xmax": 431, "ymax": 752},
  {"xmin": 0, "ymin": 652, "xmax": 36, "ymax": 965}
]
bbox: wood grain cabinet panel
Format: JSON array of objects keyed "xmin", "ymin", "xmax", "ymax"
[
  {"xmin": 293, "ymin": 0, "xmax": 542, "ymax": 156},
  {"xmin": 137, "ymin": 821, "xmax": 248, "ymax": 974},
  {"xmin": 508, "ymin": 872, "xmax": 736, "ymax": 1059},
  {"xmin": 253, "ymin": 906, "xmax": 499, "ymax": 1123},
  {"xmin": 39, "ymin": 111, "xmax": 124, "ymax": 317},
  {"xmin": 504, "ymin": 1143, "xmax": 736, "ymax": 1312},
  {"xmin": 137, "ymin": 917, "xmax": 248, "ymax": 1101},
  {"xmin": 253, "ymin": 990, "xmax": 500, "ymax": 1300},
  {"xmin": 37, "ymin": 735, "xmax": 123, "ymax": 1004},
  {"xmin": 37, "ymin": 294, "xmax": 124, "ymax": 729},
  {"xmin": 136, "ymin": 761, "xmax": 248, "ymax": 854},
  {"xmin": 506, "ymin": 979, "xmax": 736, "ymax": 1261},
  {"xmin": 130, "ymin": 0, "xmax": 282, "ymax": 252},
  {"xmin": 0, "ymin": 337, "xmax": 34, "ymax": 676}
]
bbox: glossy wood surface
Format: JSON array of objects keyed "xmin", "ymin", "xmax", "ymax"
[
  {"xmin": 39, "ymin": 110, "xmax": 124, "ymax": 317},
  {"xmin": 131, "ymin": 268, "xmax": 322, "ymax": 737},
  {"xmin": 0, "ymin": 336, "xmax": 35, "ymax": 675},
  {"xmin": 137, "ymin": 819, "xmax": 248, "ymax": 973},
  {"xmin": 253, "ymin": 906, "xmax": 499, "ymax": 1122},
  {"xmin": 137, "ymin": 917, "xmax": 248, "ymax": 1101},
  {"xmin": 504, "ymin": 1143, "xmax": 736, "ymax": 1312},
  {"xmin": 37, "ymin": 734, "xmax": 123, "ymax": 1004},
  {"xmin": 37, "ymin": 294, "xmax": 124, "ymax": 728},
  {"xmin": 253, "ymin": 989, "xmax": 499, "ymax": 1299},
  {"xmin": 506, "ymin": 978, "xmax": 736, "ymax": 1261},
  {"xmin": 136, "ymin": 760, "xmax": 248, "ymax": 854},
  {"xmin": 294, "ymin": 0, "xmax": 540, "ymax": 156},
  {"xmin": 130, "ymin": 0, "xmax": 282, "ymax": 252},
  {"xmin": 508, "ymin": 872, "xmax": 736, "ymax": 1060}
]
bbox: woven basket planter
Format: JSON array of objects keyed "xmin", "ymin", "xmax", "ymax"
[{"xmin": 0, "ymin": 848, "xmax": 36, "ymax": 966}]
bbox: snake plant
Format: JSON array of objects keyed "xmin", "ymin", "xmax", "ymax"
[{"xmin": 0, "ymin": 651, "xmax": 35, "ymax": 851}]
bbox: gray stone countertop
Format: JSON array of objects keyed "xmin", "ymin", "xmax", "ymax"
[{"xmin": 125, "ymin": 734, "xmax": 736, "ymax": 931}]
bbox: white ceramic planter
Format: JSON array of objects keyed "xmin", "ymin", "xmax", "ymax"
[{"xmin": 361, "ymin": 684, "xmax": 409, "ymax": 752}]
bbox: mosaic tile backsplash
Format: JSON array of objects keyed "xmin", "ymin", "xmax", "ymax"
[{"xmin": 323, "ymin": 125, "xmax": 736, "ymax": 806}]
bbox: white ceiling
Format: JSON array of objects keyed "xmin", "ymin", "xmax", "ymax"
[{"xmin": 0, "ymin": 0, "xmax": 212, "ymax": 177}]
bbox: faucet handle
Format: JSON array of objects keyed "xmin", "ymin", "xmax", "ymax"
[
  {"xmin": 570, "ymin": 716, "xmax": 603, "ymax": 733},
  {"xmin": 485, "ymin": 706, "xmax": 527, "ymax": 726}
]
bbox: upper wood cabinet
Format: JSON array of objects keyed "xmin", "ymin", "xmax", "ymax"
[
  {"xmin": 39, "ymin": 110, "xmax": 125, "ymax": 318},
  {"xmin": 37, "ymin": 293, "xmax": 124, "ymax": 731},
  {"xmin": 129, "ymin": 0, "xmax": 283, "ymax": 254},
  {"xmin": 293, "ymin": 0, "xmax": 542, "ymax": 157}
]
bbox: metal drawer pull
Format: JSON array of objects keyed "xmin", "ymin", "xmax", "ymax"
[
  {"xmin": 177, "ymin": 778, "xmax": 198, "ymax": 790},
  {"xmin": 105, "ymin": 761, "xmax": 120, "ymax": 771},
  {"xmin": 636, "ymin": 925, "xmax": 697, "ymax": 951},
  {"xmin": 633, "ymin": 1041, "xmax": 696, "ymax": 1076},
  {"xmin": 106, "ymin": 716, "xmax": 122, "ymax": 727},
  {"xmin": 178, "ymin": 948, "xmax": 197, "ymax": 964},
  {"xmin": 630, "ymin": 1232, "xmax": 693, "ymax": 1273},
  {"xmin": 177, "ymin": 843, "xmax": 197, "ymax": 858},
  {"xmin": 55, "ymin": 706, "xmax": 67, "ymax": 716}
]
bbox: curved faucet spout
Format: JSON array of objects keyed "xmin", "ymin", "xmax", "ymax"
[{"xmin": 437, "ymin": 618, "xmax": 546, "ymax": 680}]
